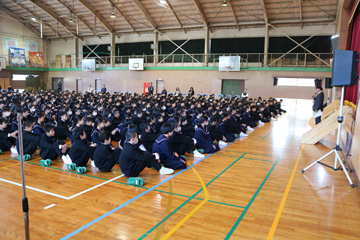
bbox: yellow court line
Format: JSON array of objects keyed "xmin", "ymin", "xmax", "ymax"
[
  {"xmin": 154, "ymin": 180, "xmax": 173, "ymax": 240},
  {"xmin": 160, "ymin": 168, "xmax": 209, "ymax": 240},
  {"xmin": 0, "ymin": 162, "xmax": 20, "ymax": 169},
  {"xmin": 267, "ymin": 144, "xmax": 304, "ymax": 240}
]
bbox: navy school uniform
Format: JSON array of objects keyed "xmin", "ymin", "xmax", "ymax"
[
  {"xmin": 242, "ymin": 112, "xmax": 257, "ymax": 128},
  {"xmin": 208, "ymin": 124, "xmax": 223, "ymax": 142},
  {"xmin": 152, "ymin": 134, "xmax": 186, "ymax": 170},
  {"xmin": 0, "ymin": 128, "xmax": 16, "ymax": 151},
  {"xmin": 69, "ymin": 139, "xmax": 95, "ymax": 167},
  {"xmin": 91, "ymin": 128, "xmax": 101, "ymax": 145},
  {"xmin": 119, "ymin": 142, "xmax": 161, "ymax": 178},
  {"xmin": 149, "ymin": 124, "xmax": 157, "ymax": 134},
  {"xmin": 83, "ymin": 124, "xmax": 93, "ymax": 142},
  {"xmin": 141, "ymin": 131, "xmax": 158, "ymax": 152},
  {"xmin": 168, "ymin": 130, "xmax": 195, "ymax": 155},
  {"xmin": 218, "ymin": 122, "xmax": 235, "ymax": 142},
  {"xmin": 194, "ymin": 125, "xmax": 220, "ymax": 153},
  {"xmin": 93, "ymin": 143, "xmax": 121, "ymax": 172},
  {"xmin": 56, "ymin": 119, "xmax": 72, "ymax": 140},
  {"xmin": 16, "ymin": 130, "xmax": 40, "ymax": 156},
  {"xmin": 11, "ymin": 120, "xmax": 18, "ymax": 131},
  {"xmin": 33, "ymin": 122, "xmax": 44, "ymax": 136},
  {"xmin": 39, "ymin": 134, "xmax": 69, "ymax": 160}
]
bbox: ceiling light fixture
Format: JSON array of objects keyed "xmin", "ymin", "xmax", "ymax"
[
  {"xmin": 222, "ymin": 0, "xmax": 228, "ymax": 7},
  {"xmin": 69, "ymin": 11, "xmax": 73, "ymax": 23},
  {"xmin": 160, "ymin": 0, "xmax": 167, "ymax": 4},
  {"xmin": 110, "ymin": 5, "xmax": 116, "ymax": 19},
  {"xmin": 31, "ymin": 16, "xmax": 38, "ymax": 23}
]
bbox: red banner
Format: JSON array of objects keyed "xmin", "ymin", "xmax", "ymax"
[{"xmin": 144, "ymin": 82, "xmax": 150, "ymax": 95}]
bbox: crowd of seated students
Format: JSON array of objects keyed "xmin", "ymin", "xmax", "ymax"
[{"xmin": 0, "ymin": 88, "xmax": 286, "ymax": 177}]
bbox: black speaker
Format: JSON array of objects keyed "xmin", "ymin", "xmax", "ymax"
[
  {"xmin": 273, "ymin": 77, "xmax": 278, "ymax": 86},
  {"xmin": 325, "ymin": 77, "xmax": 332, "ymax": 89},
  {"xmin": 332, "ymin": 50, "xmax": 359, "ymax": 87}
]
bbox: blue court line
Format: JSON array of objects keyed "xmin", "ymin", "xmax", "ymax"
[
  {"xmin": 224, "ymin": 156, "xmax": 281, "ymax": 239},
  {"xmin": 289, "ymin": 133, "xmax": 295, "ymax": 143},
  {"xmin": 138, "ymin": 153, "xmax": 246, "ymax": 239},
  {"xmin": 61, "ymin": 137, "xmax": 247, "ymax": 239},
  {"xmin": 262, "ymin": 131, "xmax": 272, "ymax": 140}
]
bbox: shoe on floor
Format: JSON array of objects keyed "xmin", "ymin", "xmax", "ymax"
[
  {"xmin": 91, "ymin": 160, "xmax": 96, "ymax": 167},
  {"xmin": 219, "ymin": 140, "xmax": 227, "ymax": 146},
  {"xmin": 10, "ymin": 147, "xmax": 18, "ymax": 154},
  {"xmin": 271, "ymin": 117, "xmax": 277, "ymax": 121},
  {"xmin": 247, "ymin": 126, "xmax": 254, "ymax": 131},
  {"xmin": 193, "ymin": 150, "xmax": 205, "ymax": 158},
  {"xmin": 240, "ymin": 132, "xmax": 248, "ymax": 137},
  {"xmin": 159, "ymin": 166, "xmax": 174, "ymax": 175},
  {"xmin": 258, "ymin": 121, "xmax": 265, "ymax": 125}
]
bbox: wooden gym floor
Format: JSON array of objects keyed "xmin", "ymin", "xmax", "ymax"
[{"xmin": 1, "ymin": 99, "xmax": 360, "ymax": 240}]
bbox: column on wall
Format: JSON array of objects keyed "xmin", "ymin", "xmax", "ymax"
[
  {"xmin": 110, "ymin": 33, "xmax": 115, "ymax": 67},
  {"xmin": 264, "ymin": 24, "xmax": 269, "ymax": 66},
  {"xmin": 153, "ymin": 31, "xmax": 158, "ymax": 66},
  {"xmin": 204, "ymin": 26, "xmax": 209, "ymax": 66},
  {"xmin": 74, "ymin": 37, "xmax": 79, "ymax": 68}
]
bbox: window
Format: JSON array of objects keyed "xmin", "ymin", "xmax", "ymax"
[
  {"xmin": 276, "ymin": 78, "xmax": 316, "ymax": 87},
  {"xmin": 12, "ymin": 74, "xmax": 39, "ymax": 81}
]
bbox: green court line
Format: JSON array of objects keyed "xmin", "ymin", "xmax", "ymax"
[
  {"xmin": 8, "ymin": 158, "xmax": 244, "ymax": 209},
  {"xmin": 224, "ymin": 157, "xmax": 281, "ymax": 239},
  {"xmin": 215, "ymin": 154, "xmax": 276, "ymax": 162},
  {"xmin": 0, "ymin": 158, "xmax": 14, "ymax": 162},
  {"xmin": 221, "ymin": 150, "xmax": 275, "ymax": 158},
  {"xmin": 138, "ymin": 153, "xmax": 246, "ymax": 239},
  {"xmin": 262, "ymin": 131, "xmax": 272, "ymax": 140}
]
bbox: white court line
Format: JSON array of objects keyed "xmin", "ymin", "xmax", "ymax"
[
  {"xmin": 0, "ymin": 178, "xmax": 68, "ymax": 200},
  {"xmin": 66, "ymin": 174, "xmax": 124, "ymax": 200},
  {"xmin": 44, "ymin": 204, "xmax": 56, "ymax": 209},
  {"xmin": 0, "ymin": 174, "xmax": 125, "ymax": 201}
]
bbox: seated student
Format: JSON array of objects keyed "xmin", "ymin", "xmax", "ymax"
[
  {"xmin": 194, "ymin": 116, "xmax": 220, "ymax": 153},
  {"xmin": 70, "ymin": 115, "xmax": 84, "ymax": 143},
  {"xmin": 161, "ymin": 87, "xmax": 167, "ymax": 96},
  {"xmin": 16, "ymin": 121, "xmax": 40, "ymax": 156},
  {"xmin": 56, "ymin": 111, "xmax": 72, "ymax": 140},
  {"xmin": 250, "ymin": 105, "xmax": 265, "ymax": 125},
  {"xmin": 119, "ymin": 131, "xmax": 174, "ymax": 177},
  {"xmin": 91, "ymin": 117, "xmax": 105, "ymax": 145},
  {"xmin": 83, "ymin": 117, "xmax": 94, "ymax": 142},
  {"xmin": 208, "ymin": 116, "xmax": 227, "ymax": 146},
  {"xmin": 93, "ymin": 132, "xmax": 121, "ymax": 172},
  {"xmin": 242, "ymin": 106, "xmax": 257, "ymax": 130},
  {"xmin": 40, "ymin": 124, "xmax": 72, "ymax": 164},
  {"xmin": 268, "ymin": 100, "xmax": 279, "ymax": 117},
  {"xmin": 110, "ymin": 110, "xmax": 122, "ymax": 142},
  {"xmin": 140, "ymin": 123, "xmax": 158, "ymax": 152},
  {"xmin": 180, "ymin": 116, "xmax": 194, "ymax": 138},
  {"xmin": 168, "ymin": 118, "xmax": 205, "ymax": 158},
  {"xmin": 218, "ymin": 113, "xmax": 236, "ymax": 142},
  {"xmin": 33, "ymin": 112, "xmax": 45, "ymax": 136},
  {"xmin": 276, "ymin": 99, "xmax": 286, "ymax": 114},
  {"xmin": 258, "ymin": 105, "xmax": 270, "ymax": 123},
  {"xmin": 152, "ymin": 122, "xmax": 187, "ymax": 170},
  {"xmin": 147, "ymin": 115, "xmax": 157, "ymax": 134},
  {"xmin": 0, "ymin": 117, "xmax": 18, "ymax": 153},
  {"xmin": 154, "ymin": 114, "xmax": 164, "ymax": 134},
  {"xmin": 69, "ymin": 127, "xmax": 97, "ymax": 167}
]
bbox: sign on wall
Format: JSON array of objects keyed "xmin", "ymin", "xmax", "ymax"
[
  {"xmin": 9, "ymin": 47, "xmax": 26, "ymax": 66},
  {"xmin": 29, "ymin": 51, "xmax": 45, "ymax": 68},
  {"xmin": 25, "ymin": 40, "xmax": 39, "ymax": 52},
  {"xmin": 3, "ymin": 38, "xmax": 19, "ymax": 51}
]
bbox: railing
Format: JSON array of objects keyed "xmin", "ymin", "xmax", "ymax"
[{"xmin": 2, "ymin": 53, "xmax": 333, "ymax": 69}]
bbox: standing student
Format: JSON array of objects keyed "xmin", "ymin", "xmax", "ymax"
[
  {"xmin": 93, "ymin": 132, "xmax": 121, "ymax": 172},
  {"xmin": 174, "ymin": 87, "xmax": 181, "ymax": 96},
  {"xmin": 101, "ymin": 84, "xmax": 107, "ymax": 93},
  {"xmin": 57, "ymin": 79, "xmax": 62, "ymax": 93},
  {"xmin": 148, "ymin": 82, "xmax": 154, "ymax": 95},
  {"xmin": 70, "ymin": 127, "xmax": 96, "ymax": 167},
  {"xmin": 313, "ymin": 86, "xmax": 324, "ymax": 125},
  {"xmin": 241, "ymin": 88, "xmax": 248, "ymax": 99},
  {"xmin": 16, "ymin": 121, "xmax": 40, "ymax": 156},
  {"xmin": 120, "ymin": 131, "xmax": 174, "ymax": 177},
  {"xmin": 40, "ymin": 124, "xmax": 72, "ymax": 164},
  {"xmin": 161, "ymin": 87, "xmax": 167, "ymax": 96},
  {"xmin": 152, "ymin": 122, "xmax": 187, "ymax": 170},
  {"xmin": 188, "ymin": 87, "xmax": 195, "ymax": 96}
]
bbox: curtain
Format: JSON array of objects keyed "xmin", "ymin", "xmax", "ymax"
[{"xmin": 345, "ymin": 8, "xmax": 360, "ymax": 103}]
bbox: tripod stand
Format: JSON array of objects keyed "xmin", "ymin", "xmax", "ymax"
[{"xmin": 302, "ymin": 86, "xmax": 355, "ymax": 188}]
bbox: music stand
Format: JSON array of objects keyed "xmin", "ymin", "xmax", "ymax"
[{"xmin": 301, "ymin": 86, "xmax": 355, "ymax": 188}]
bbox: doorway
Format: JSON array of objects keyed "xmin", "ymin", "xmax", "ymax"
[
  {"xmin": 156, "ymin": 79, "xmax": 165, "ymax": 94},
  {"xmin": 52, "ymin": 77, "xmax": 64, "ymax": 90},
  {"xmin": 221, "ymin": 79, "xmax": 245, "ymax": 96},
  {"xmin": 76, "ymin": 78, "xmax": 82, "ymax": 92},
  {"xmin": 95, "ymin": 78, "xmax": 101, "ymax": 92}
]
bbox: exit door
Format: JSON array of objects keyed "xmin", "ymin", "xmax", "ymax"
[
  {"xmin": 221, "ymin": 79, "xmax": 244, "ymax": 96},
  {"xmin": 76, "ymin": 78, "xmax": 82, "ymax": 92},
  {"xmin": 95, "ymin": 78, "xmax": 101, "ymax": 92}
]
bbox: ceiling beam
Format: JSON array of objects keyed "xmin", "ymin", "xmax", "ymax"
[
  {"xmin": 10, "ymin": 0, "xmax": 61, "ymax": 38},
  {"xmin": 132, "ymin": 0, "xmax": 157, "ymax": 30},
  {"xmin": 164, "ymin": 0, "xmax": 184, "ymax": 30},
  {"xmin": 192, "ymin": 0, "xmax": 208, "ymax": 27},
  {"xmin": 30, "ymin": 0, "xmax": 76, "ymax": 36},
  {"xmin": 228, "ymin": 0, "xmax": 239, "ymax": 30},
  {"xmin": 0, "ymin": 6, "xmax": 40, "ymax": 37},
  {"xmin": 77, "ymin": 0, "xmax": 114, "ymax": 33},
  {"xmin": 57, "ymin": 0, "xmax": 97, "ymax": 35},
  {"xmin": 260, "ymin": 0, "xmax": 268, "ymax": 24},
  {"xmin": 108, "ymin": 0, "xmax": 136, "ymax": 32}
]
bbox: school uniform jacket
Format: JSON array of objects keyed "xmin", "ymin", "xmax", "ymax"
[
  {"xmin": 56, "ymin": 119, "xmax": 71, "ymax": 140},
  {"xmin": 194, "ymin": 126, "xmax": 213, "ymax": 150},
  {"xmin": 0, "ymin": 128, "xmax": 15, "ymax": 151},
  {"xmin": 40, "ymin": 134, "xmax": 65, "ymax": 159},
  {"xmin": 69, "ymin": 139, "xmax": 94, "ymax": 166},
  {"xmin": 33, "ymin": 122, "xmax": 44, "ymax": 136},
  {"xmin": 93, "ymin": 143, "xmax": 118, "ymax": 172},
  {"xmin": 16, "ymin": 131, "xmax": 40, "ymax": 155}
]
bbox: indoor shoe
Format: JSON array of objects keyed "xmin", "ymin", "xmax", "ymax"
[
  {"xmin": 219, "ymin": 140, "xmax": 227, "ymax": 146},
  {"xmin": 247, "ymin": 126, "xmax": 254, "ymax": 131},
  {"xmin": 193, "ymin": 150, "xmax": 205, "ymax": 158},
  {"xmin": 159, "ymin": 166, "xmax": 174, "ymax": 175},
  {"xmin": 139, "ymin": 144, "xmax": 147, "ymax": 151},
  {"xmin": 10, "ymin": 147, "xmax": 18, "ymax": 154},
  {"xmin": 258, "ymin": 121, "xmax": 265, "ymax": 125},
  {"xmin": 240, "ymin": 132, "xmax": 248, "ymax": 137}
]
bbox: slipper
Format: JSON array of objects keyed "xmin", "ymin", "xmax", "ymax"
[
  {"xmin": 197, "ymin": 149, "xmax": 204, "ymax": 154},
  {"xmin": 67, "ymin": 163, "xmax": 77, "ymax": 171},
  {"xmin": 40, "ymin": 159, "xmax": 52, "ymax": 166},
  {"xmin": 0, "ymin": 150, "xmax": 2, "ymax": 154},
  {"xmin": 127, "ymin": 177, "xmax": 144, "ymax": 186},
  {"xmin": 18, "ymin": 154, "xmax": 31, "ymax": 161},
  {"xmin": 235, "ymin": 134, "xmax": 240, "ymax": 139},
  {"xmin": 76, "ymin": 166, "xmax": 86, "ymax": 174}
]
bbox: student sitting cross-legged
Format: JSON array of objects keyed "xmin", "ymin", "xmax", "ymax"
[
  {"xmin": 152, "ymin": 122, "xmax": 187, "ymax": 170},
  {"xmin": 194, "ymin": 116, "xmax": 220, "ymax": 153},
  {"xmin": 119, "ymin": 131, "xmax": 174, "ymax": 177},
  {"xmin": 93, "ymin": 132, "xmax": 121, "ymax": 172},
  {"xmin": 40, "ymin": 124, "xmax": 72, "ymax": 164},
  {"xmin": 69, "ymin": 127, "xmax": 97, "ymax": 167},
  {"xmin": 16, "ymin": 121, "xmax": 41, "ymax": 157},
  {"xmin": 0, "ymin": 117, "xmax": 18, "ymax": 153}
]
